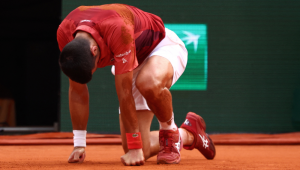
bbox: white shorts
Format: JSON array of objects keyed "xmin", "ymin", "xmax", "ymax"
[{"xmin": 113, "ymin": 28, "xmax": 188, "ymax": 112}]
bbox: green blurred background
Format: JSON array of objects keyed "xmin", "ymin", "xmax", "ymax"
[{"xmin": 60, "ymin": 0, "xmax": 300, "ymax": 133}]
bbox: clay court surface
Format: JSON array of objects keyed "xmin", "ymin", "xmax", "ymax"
[
  {"xmin": 0, "ymin": 133, "xmax": 300, "ymax": 169},
  {"xmin": 0, "ymin": 145, "xmax": 300, "ymax": 170}
]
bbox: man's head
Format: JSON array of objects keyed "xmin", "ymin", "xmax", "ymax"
[{"xmin": 59, "ymin": 37, "xmax": 99, "ymax": 84}]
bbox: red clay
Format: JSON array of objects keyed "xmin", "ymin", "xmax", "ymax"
[
  {"xmin": 1, "ymin": 132, "xmax": 300, "ymax": 145},
  {"xmin": 0, "ymin": 145, "xmax": 299, "ymax": 170}
]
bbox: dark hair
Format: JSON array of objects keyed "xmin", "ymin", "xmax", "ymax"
[{"xmin": 59, "ymin": 38, "xmax": 95, "ymax": 84}]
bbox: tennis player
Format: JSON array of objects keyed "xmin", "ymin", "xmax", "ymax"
[{"xmin": 57, "ymin": 4, "xmax": 215, "ymax": 165}]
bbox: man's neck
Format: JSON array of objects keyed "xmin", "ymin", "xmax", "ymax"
[{"xmin": 75, "ymin": 31, "xmax": 97, "ymax": 46}]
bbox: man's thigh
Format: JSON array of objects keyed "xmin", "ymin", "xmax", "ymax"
[
  {"xmin": 136, "ymin": 55, "xmax": 174, "ymax": 90},
  {"xmin": 119, "ymin": 110, "xmax": 157, "ymax": 160}
]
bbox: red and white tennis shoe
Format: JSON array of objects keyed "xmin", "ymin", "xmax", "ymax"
[
  {"xmin": 157, "ymin": 128, "xmax": 183, "ymax": 164},
  {"xmin": 180, "ymin": 112, "xmax": 216, "ymax": 159}
]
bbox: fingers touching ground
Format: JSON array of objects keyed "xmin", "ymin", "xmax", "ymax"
[
  {"xmin": 120, "ymin": 149, "xmax": 145, "ymax": 166},
  {"xmin": 121, "ymin": 155, "xmax": 145, "ymax": 166},
  {"xmin": 67, "ymin": 147, "xmax": 147, "ymax": 165},
  {"xmin": 68, "ymin": 147, "xmax": 86, "ymax": 163}
]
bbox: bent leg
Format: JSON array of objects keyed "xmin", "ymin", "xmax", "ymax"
[
  {"xmin": 135, "ymin": 55, "xmax": 174, "ymax": 123},
  {"xmin": 136, "ymin": 55, "xmax": 183, "ymax": 164}
]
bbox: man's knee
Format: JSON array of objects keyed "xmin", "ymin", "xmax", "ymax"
[{"xmin": 135, "ymin": 74, "xmax": 162, "ymax": 99}]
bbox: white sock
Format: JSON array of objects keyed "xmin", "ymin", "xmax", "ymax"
[{"xmin": 159, "ymin": 113, "xmax": 177, "ymax": 131}]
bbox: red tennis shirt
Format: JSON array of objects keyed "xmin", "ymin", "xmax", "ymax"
[{"xmin": 57, "ymin": 4, "xmax": 165, "ymax": 75}]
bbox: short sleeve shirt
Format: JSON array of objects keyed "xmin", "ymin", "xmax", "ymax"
[{"xmin": 57, "ymin": 4, "xmax": 165, "ymax": 75}]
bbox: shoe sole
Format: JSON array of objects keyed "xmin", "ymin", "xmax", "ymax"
[
  {"xmin": 206, "ymin": 135, "xmax": 216, "ymax": 159},
  {"xmin": 157, "ymin": 158, "xmax": 181, "ymax": 164}
]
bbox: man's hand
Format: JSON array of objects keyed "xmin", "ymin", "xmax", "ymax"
[
  {"xmin": 121, "ymin": 148, "xmax": 145, "ymax": 166},
  {"xmin": 68, "ymin": 147, "xmax": 86, "ymax": 163}
]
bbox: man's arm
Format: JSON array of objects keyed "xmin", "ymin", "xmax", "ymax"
[
  {"xmin": 115, "ymin": 71, "xmax": 145, "ymax": 166},
  {"xmin": 69, "ymin": 79, "xmax": 89, "ymax": 130},
  {"xmin": 68, "ymin": 79, "xmax": 89, "ymax": 163},
  {"xmin": 115, "ymin": 71, "xmax": 138, "ymax": 133}
]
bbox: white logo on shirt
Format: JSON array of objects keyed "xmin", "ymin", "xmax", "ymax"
[
  {"xmin": 116, "ymin": 50, "xmax": 131, "ymax": 58},
  {"xmin": 122, "ymin": 58, "xmax": 127, "ymax": 63},
  {"xmin": 79, "ymin": 20, "xmax": 91, "ymax": 23}
]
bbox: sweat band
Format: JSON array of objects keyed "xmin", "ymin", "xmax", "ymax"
[
  {"xmin": 126, "ymin": 132, "xmax": 143, "ymax": 149},
  {"xmin": 73, "ymin": 130, "xmax": 87, "ymax": 147}
]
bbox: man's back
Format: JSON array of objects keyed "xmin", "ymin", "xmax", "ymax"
[{"xmin": 57, "ymin": 4, "xmax": 165, "ymax": 74}]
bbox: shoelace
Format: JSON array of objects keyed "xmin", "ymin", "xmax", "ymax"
[{"xmin": 160, "ymin": 132, "xmax": 173, "ymax": 153}]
